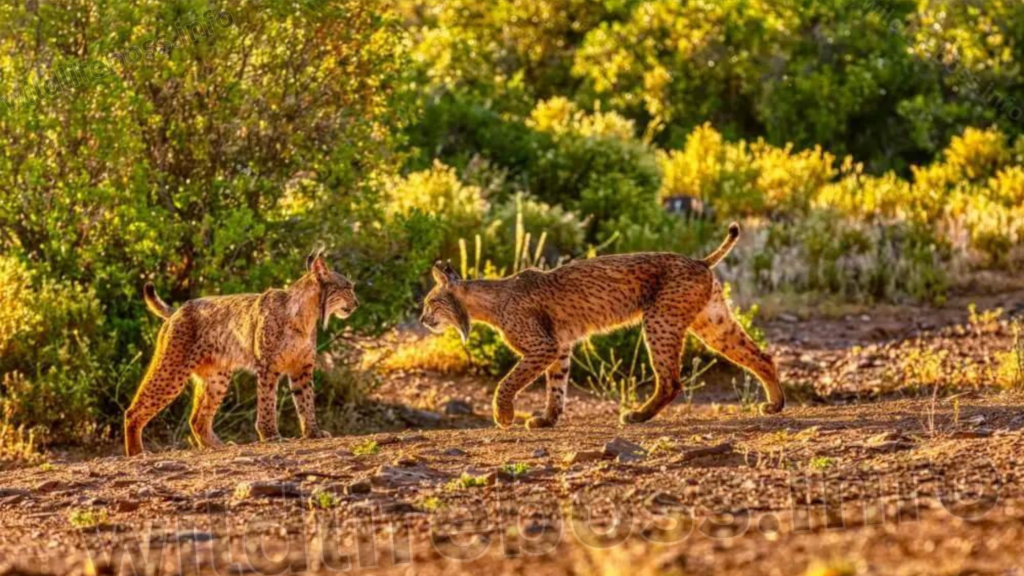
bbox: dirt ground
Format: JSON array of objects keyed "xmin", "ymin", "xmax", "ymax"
[{"xmin": 1, "ymin": 290, "xmax": 1022, "ymax": 576}]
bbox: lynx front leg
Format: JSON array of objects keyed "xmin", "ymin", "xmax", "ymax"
[
  {"xmin": 256, "ymin": 366, "xmax": 282, "ymax": 442},
  {"xmin": 493, "ymin": 347, "xmax": 558, "ymax": 429},
  {"xmin": 289, "ymin": 363, "xmax": 329, "ymax": 439},
  {"xmin": 189, "ymin": 369, "xmax": 231, "ymax": 449},
  {"xmin": 526, "ymin": 349, "xmax": 571, "ymax": 430}
]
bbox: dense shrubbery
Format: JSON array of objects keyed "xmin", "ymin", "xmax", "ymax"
[
  {"xmin": 0, "ymin": 1, "xmax": 433, "ymax": 446},
  {"xmin": 3, "ymin": 0, "xmax": 1024, "ymax": 447}
]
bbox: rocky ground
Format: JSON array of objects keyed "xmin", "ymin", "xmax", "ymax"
[{"xmin": 1, "ymin": 290, "xmax": 1022, "ymax": 576}]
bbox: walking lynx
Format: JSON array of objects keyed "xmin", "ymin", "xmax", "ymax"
[{"xmin": 420, "ymin": 223, "xmax": 784, "ymax": 429}]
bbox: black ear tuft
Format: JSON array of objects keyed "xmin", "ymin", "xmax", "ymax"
[
  {"xmin": 306, "ymin": 254, "xmax": 315, "ymax": 272},
  {"xmin": 442, "ymin": 260, "xmax": 460, "ymax": 281}
]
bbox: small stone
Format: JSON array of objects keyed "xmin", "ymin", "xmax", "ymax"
[
  {"xmin": 644, "ymin": 491, "xmax": 685, "ymax": 510},
  {"xmin": 381, "ymin": 500, "xmax": 417, "ymax": 515},
  {"xmin": 114, "ymin": 500, "xmax": 141, "ymax": 513},
  {"xmin": 372, "ymin": 464, "xmax": 447, "ymax": 487},
  {"xmin": 563, "ymin": 450, "xmax": 604, "ymax": 465},
  {"xmin": 866, "ymin": 431, "xmax": 903, "ymax": 445},
  {"xmin": 35, "ymin": 480, "xmax": 62, "ymax": 493},
  {"xmin": 676, "ymin": 443, "xmax": 734, "ymax": 463},
  {"xmin": 192, "ymin": 499, "xmax": 226, "ymax": 514},
  {"xmin": 152, "ymin": 461, "xmax": 187, "ymax": 473},
  {"xmin": 532, "ymin": 448, "xmax": 549, "ymax": 458},
  {"xmin": 442, "ymin": 399, "xmax": 474, "ymax": 416},
  {"xmin": 0, "ymin": 491, "xmax": 29, "ymax": 506},
  {"xmin": 400, "ymin": 409, "xmax": 444, "ymax": 427},
  {"xmin": 175, "ymin": 530, "xmax": 216, "ymax": 543},
  {"xmin": 604, "ymin": 437, "xmax": 646, "ymax": 462},
  {"xmin": 952, "ymin": 428, "xmax": 993, "ymax": 439},
  {"xmin": 778, "ymin": 313, "xmax": 800, "ymax": 323},
  {"xmin": 346, "ymin": 480, "xmax": 372, "ymax": 495},
  {"xmin": 234, "ymin": 481, "xmax": 303, "ymax": 499},
  {"xmin": 443, "ymin": 448, "xmax": 467, "ymax": 457},
  {"xmin": 394, "ymin": 455, "xmax": 421, "ymax": 467}
]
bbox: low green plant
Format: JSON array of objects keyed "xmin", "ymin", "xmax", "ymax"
[
  {"xmin": 310, "ymin": 491, "xmax": 342, "ymax": 510},
  {"xmin": 809, "ymin": 456, "xmax": 836, "ymax": 470},
  {"xmin": 352, "ymin": 439, "xmax": 380, "ymax": 456},
  {"xmin": 68, "ymin": 508, "xmax": 108, "ymax": 529},
  {"xmin": 646, "ymin": 437, "xmax": 679, "ymax": 455},
  {"xmin": 446, "ymin": 473, "xmax": 491, "ymax": 490},
  {"xmin": 418, "ymin": 496, "xmax": 443, "ymax": 512},
  {"xmin": 573, "ymin": 329, "xmax": 650, "ymax": 409},
  {"xmin": 732, "ymin": 374, "xmax": 760, "ymax": 412},
  {"xmin": 997, "ymin": 320, "xmax": 1024, "ymax": 389},
  {"xmin": 501, "ymin": 462, "xmax": 531, "ymax": 478}
]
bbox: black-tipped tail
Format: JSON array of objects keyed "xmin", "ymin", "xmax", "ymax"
[
  {"xmin": 701, "ymin": 222, "xmax": 741, "ymax": 268},
  {"xmin": 143, "ymin": 283, "xmax": 174, "ymax": 320}
]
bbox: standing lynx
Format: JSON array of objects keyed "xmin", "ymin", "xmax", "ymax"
[
  {"xmin": 420, "ymin": 223, "xmax": 784, "ymax": 429},
  {"xmin": 123, "ymin": 254, "xmax": 357, "ymax": 456}
]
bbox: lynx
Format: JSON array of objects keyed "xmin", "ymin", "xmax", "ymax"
[
  {"xmin": 420, "ymin": 223, "xmax": 784, "ymax": 429},
  {"xmin": 123, "ymin": 254, "xmax": 358, "ymax": 456}
]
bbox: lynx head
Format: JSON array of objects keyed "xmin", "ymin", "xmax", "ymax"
[
  {"xmin": 420, "ymin": 260, "xmax": 470, "ymax": 342},
  {"xmin": 306, "ymin": 253, "xmax": 358, "ymax": 321}
]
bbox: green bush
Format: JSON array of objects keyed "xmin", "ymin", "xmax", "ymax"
[
  {"xmin": 750, "ymin": 212, "xmax": 950, "ymax": 304},
  {"xmin": 0, "ymin": 256, "xmax": 125, "ymax": 444},
  {"xmin": 525, "ymin": 99, "xmax": 661, "ymax": 240},
  {"xmin": 486, "ymin": 194, "xmax": 588, "ymax": 266}
]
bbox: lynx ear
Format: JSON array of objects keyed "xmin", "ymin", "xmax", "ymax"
[
  {"xmin": 431, "ymin": 261, "xmax": 449, "ymax": 286},
  {"xmin": 306, "ymin": 243, "xmax": 327, "ymax": 272},
  {"xmin": 443, "ymin": 259, "xmax": 460, "ymax": 280},
  {"xmin": 311, "ymin": 255, "xmax": 330, "ymax": 279},
  {"xmin": 432, "ymin": 260, "xmax": 461, "ymax": 286}
]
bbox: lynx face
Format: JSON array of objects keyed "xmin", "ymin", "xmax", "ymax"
[
  {"xmin": 307, "ymin": 253, "xmax": 358, "ymax": 320},
  {"xmin": 320, "ymin": 270, "xmax": 358, "ymax": 319},
  {"xmin": 420, "ymin": 262, "xmax": 470, "ymax": 340}
]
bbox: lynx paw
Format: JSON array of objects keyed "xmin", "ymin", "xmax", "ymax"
[
  {"xmin": 525, "ymin": 415, "xmax": 556, "ymax": 430},
  {"xmin": 619, "ymin": 410, "xmax": 651, "ymax": 425},
  {"xmin": 493, "ymin": 404, "xmax": 515, "ymax": 429}
]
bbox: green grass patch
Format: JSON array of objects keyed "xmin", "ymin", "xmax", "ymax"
[
  {"xmin": 352, "ymin": 439, "xmax": 380, "ymax": 456},
  {"xmin": 68, "ymin": 508, "xmax": 108, "ymax": 529}
]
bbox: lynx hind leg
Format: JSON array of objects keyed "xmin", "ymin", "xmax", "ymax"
[
  {"xmin": 289, "ymin": 363, "xmax": 329, "ymax": 439},
  {"xmin": 526, "ymin": 349, "xmax": 571, "ymax": 430},
  {"xmin": 620, "ymin": 308, "xmax": 689, "ymax": 424},
  {"xmin": 124, "ymin": 326, "xmax": 193, "ymax": 456},
  {"xmin": 189, "ymin": 367, "xmax": 231, "ymax": 450},
  {"xmin": 691, "ymin": 282, "xmax": 784, "ymax": 414}
]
